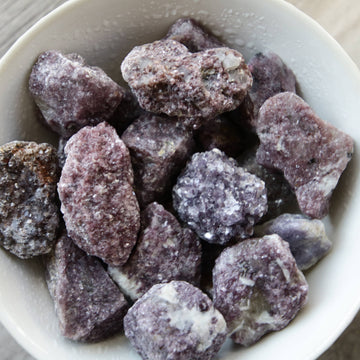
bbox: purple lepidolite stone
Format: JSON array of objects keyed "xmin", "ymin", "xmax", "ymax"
[
  {"xmin": 213, "ymin": 234, "xmax": 308, "ymax": 346},
  {"xmin": 29, "ymin": 50, "xmax": 124, "ymax": 138},
  {"xmin": 121, "ymin": 113, "xmax": 195, "ymax": 207},
  {"xmin": 108, "ymin": 202, "xmax": 202, "ymax": 301},
  {"xmin": 241, "ymin": 52, "xmax": 297, "ymax": 128},
  {"xmin": 164, "ymin": 18, "xmax": 224, "ymax": 52},
  {"xmin": 124, "ymin": 280, "xmax": 227, "ymax": 360},
  {"xmin": 0, "ymin": 141, "xmax": 60, "ymax": 258},
  {"xmin": 57, "ymin": 122, "xmax": 140, "ymax": 266},
  {"xmin": 256, "ymin": 92, "xmax": 354, "ymax": 219},
  {"xmin": 45, "ymin": 233, "xmax": 129, "ymax": 342},
  {"xmin": 255, "ymin": 213, "xmax": 332, "ymax": 270},
  {"xmin": 121, "ymin": 39, "xmax": 252, "ymax": 119},
  {"xmin": 173, "ymin": 148, "xmax": 267, "ymax": 245}
]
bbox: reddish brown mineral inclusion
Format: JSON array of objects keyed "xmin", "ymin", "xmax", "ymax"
[
  {"xmin": 0, "ymin": 141, "xmax": 59, "ymax": 258},
  {"xmin": 58, "ymin": 122, "xmax": 140, "ymax": 266},
  {"xmin": 256, "ymin": 92, "xmax": 353, "ymax": 218}
]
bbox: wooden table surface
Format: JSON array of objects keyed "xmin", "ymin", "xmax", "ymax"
[{"xmin": 0, "ymin": 0, "xmax": 359, "ymax": 359}]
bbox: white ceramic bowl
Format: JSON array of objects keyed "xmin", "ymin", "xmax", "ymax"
[{"xmin": 0, "ymin": 0, "xmax": 360, "ymax": 359}]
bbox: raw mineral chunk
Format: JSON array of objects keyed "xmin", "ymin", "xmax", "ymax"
[
  {"xmin": 255, "ymin": 213, "xmax": 332, "ymax": 270},
  {"xmin": 29, "ymin": 50, "xmax": 124, "ymax": 138},
  {"xmin": 122, "ymin": 113, "xmax": 195, "ymax": 207},
  {"xmin": 213, "ymin": 234, "xmax": 308, "ymax": 346},
  {"xmin": 238, "ymin": 52, "xmax": 297, "ymax": 129},
  {"xmin": 238, "ymin": 146, "xmax": 296, "ymax": 221},
  {"xmin": 173, "ymin": 148, "xmax": 267, "ymax": 245},
  {"xmin": 108, "ymin": 202, "xmax": 202, "ymax": 301},
  {"xmin": 45, "ymin": 233, "xmax": 129, "ymax": 342},
  {"xmin": 57, "ymin": 122, "xmax": 140, "ymax": 266},
  {"xmin": 256, "ymin": 92, "xmax": 354, "ymax": 218},
  {"xmin": 164, "ymin": 17, "xmax": 224, "ymax": 52},
  {"xmin": 195, "ymin": 116, "xmax": 252, "ymax": 158},
  {"xmin": 121, "ymin": 39, "xmax": 252, "ymax": 119},
  {"xmin": 0, "ymin": 141, "xmax": 59, "ymax": 258},
  {"xmin": 124, "ymin": 280, "xmax": 227, "ymax": 360}
]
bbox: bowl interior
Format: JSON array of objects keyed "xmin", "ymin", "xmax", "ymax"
[{"xmin": 0, "ymin": 0, "xmax": 360, "ymax": 359}]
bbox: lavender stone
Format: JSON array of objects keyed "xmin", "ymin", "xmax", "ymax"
[
  {"xmin": 124, "ymin": 281, "xmax": 227, "ymax": 360},
  {"xmin": 213, "ymin": 234, "xmax": 308, "ymax": 346},
  {"xmin": 0, "ymin": 141, "xmax": 59, "ymax": 258},
  {"xmin": 122, "ymin": 113, "xmax": 195, "ymax": 207},
  {"xmin": 238, "ymin": 146, "xmax": 297, "ymax": 221},
  {"xmin": 121, "ymin": 39, "xmax": 252, "ymax": 119},
  {"xmin": 238, "ymin": 52, "xmax": 297, "ymax": 129},
  {"xmin": 108, "ymin": 202, "xmax": 202, "ymax": 301},
  {"xmin": 256, "ymin": 92, "xmax": 354, "ymax": 219},
  {"xmin": 45, "ymin": 233, "xmax": 129, "ymax": 342},
  {"xmin": 173, "ymin": 148, "xmax": 267, "ymax": 245},
  {"xmin": 58, "ymin": 122, "xmax": 140, "ymax": 266},
  {"xmin": 29, "ymin": 50, "xmax": 124, "ymax": 138},
  {"xmin": 255, "ymin": 213, "xmax": 332, "ymax": 270},
  {"xmin": 164, "ymin": 18, "xmax": 224, "ymax": 52}
]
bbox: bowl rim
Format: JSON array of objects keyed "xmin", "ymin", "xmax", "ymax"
[{"xmin": 0, "ymin": 0, "xmax": 360, "ymax": 359}]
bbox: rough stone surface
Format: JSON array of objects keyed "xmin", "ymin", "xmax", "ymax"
[
  {"xmin": 45, "ymin": 233, "xmax": 129, "ymax": 342},
  {"xmin": 255, "ymin": 213, "xmax": 332, "ymax": 270},
  {"xmin": 122, "ymin": 113, "xmax": 195, "ymax": 207},
  {"xmin": 121, "ymin": 39, "xmax": 252, "ymax": 119},
  {"xmin": 108, "ymin": 202, "xmax": 202, "ymax": 301},
  {"xmin": 29, "ymin": 50, "xmax": 124, "ymax": 138},
  {"xmin": 124, "ymin": 280, "xmax": 227, "ymax": 360},
  {"xmin": 256, "ymin": 92, "xmax": 354, "ymax": 219},
  {"xmin": 57, "ymin": 122, "xmax": 140, "ymax": 266},
  {"xmin": 238, "ymin": 52, "xmax": 297, "ymax": 129},
  {"xmin": 213, "ymin": 234, "xmax": 308, "ymax": 346},
  {"xmin": 0, "ymin": 141, "xmax": 59, "ymax": 258},
  {"xmin": 238, "ymin": 146, "xmax": 297, "ymax": 221},
  {"xmin": 173, "ymin": 148, "xmax": 267, "ymax": 245},
  {"xmin": 164, "ymin": 17, "xmax": 224, "ymax": 52}
]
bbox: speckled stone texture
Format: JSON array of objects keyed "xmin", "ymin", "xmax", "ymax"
[
  {"xmin": 255, "ymin": 213, "xmax": 332, "ymax": 270},
  {"xmin": 256, "ymin": 92, "xmax": 354, "ymax": 218},
  {"xmin": 45, "ymin": 233, "xmax": 129, "ymax": 343},
  {"xmin": 121, "ymin": 39, "xmax": 252, "ymax": 119},
  {"xmin": 124, "ymin": 281, "xmax": 227, "ymax": 360},
  {"xmin": 164, "ymin": 17, "xmax": 224, "ymax": 52},
  {"xmin": 108, "ymin": 202, "xmax": 202, "ymax": 301},
  {"xmin": 121, "ymin": 113, "xmax": 195, "ymax": 207},
  {"xmin": 238, "ymin": 146, "xmax": 297, "ymax": 221},
  {"xmin": 57, "ymin": 122, "xmax": 140, "ymax": 266},
  {"xmin": 238, "ymin": 52, "xmax": 297, "ymax": 129},
  {"xmin": 213, "ymin": 234, "xmax": 308, "ymax": 346},
  {"xmin": 0, "ymin": 141, "xmax": 59, "ymax": 258},
  {"xmin": 29, "ymin": 50, "xmax": 124, "ymax": 138},
  {"xmin": 173, "ymin": 148, "xmax": 267, "ymax": 245}
]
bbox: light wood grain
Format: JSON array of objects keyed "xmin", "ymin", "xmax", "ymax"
[{"xmin": 0, "ymin": 1, "xmax": 359, "ymax": 359}]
